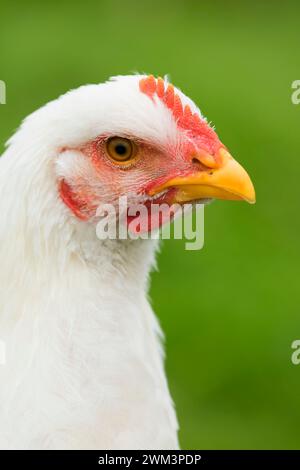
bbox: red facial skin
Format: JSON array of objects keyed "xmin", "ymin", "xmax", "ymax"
[
  {"xmin": 59, "ymin": 129, "xmax": 223, "ymax": 234},
  {"xmin": 59, "ymin": 77, "xmax": 223, "ymax": 229}
]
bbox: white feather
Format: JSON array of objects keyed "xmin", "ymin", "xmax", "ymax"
[{"xmin": 0, "ymin": 75, "xmax": 202, "ymax": 449}]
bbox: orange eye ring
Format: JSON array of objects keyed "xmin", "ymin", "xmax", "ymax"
[{"xmin": 105, "ymin": 137, "xmax": 136, "ymax": 163}]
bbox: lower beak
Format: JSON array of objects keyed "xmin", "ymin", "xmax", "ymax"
[{"xmin": 149, "ymin": 148, "xmax": 256, "ymax": 204}]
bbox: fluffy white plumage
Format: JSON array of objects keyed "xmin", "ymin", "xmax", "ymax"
[{"xmin": 0, "ymin": 75, "xmax": 204, "ymax": 449}]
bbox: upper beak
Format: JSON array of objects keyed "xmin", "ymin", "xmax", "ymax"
[{"xmin": 149, "ymin": 148, "xmax": 256, "ymax": 204}]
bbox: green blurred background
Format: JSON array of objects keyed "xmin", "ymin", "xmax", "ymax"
[{"xmin": 1, "ymin": 0, "xmax": 300, "ymax": 449}]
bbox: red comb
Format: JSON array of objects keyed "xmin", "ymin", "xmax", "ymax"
[{"xmin": 139, "ymin": 75, "xmax": 217, "ymax": 142}]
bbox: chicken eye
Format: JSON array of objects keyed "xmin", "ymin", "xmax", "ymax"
[{"xmin": 106, "ymin": 137, "xmax": 134, "ymax": 163}]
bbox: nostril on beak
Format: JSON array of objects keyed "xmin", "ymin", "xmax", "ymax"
[
  {"xmin": 190, "ymin": 149, "xmax": 221, "ymax": 170},
  {"xmin": 191, "ymin": 156, "xmax": 211, "ymax": 172}
]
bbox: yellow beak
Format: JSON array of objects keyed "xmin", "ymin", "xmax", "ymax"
[{"xmin": 149, "ymin": 148, "xmax": 256, "ymax": 204}]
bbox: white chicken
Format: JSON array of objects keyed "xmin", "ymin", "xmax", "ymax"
[{"xmin": 0, "ymin": 75, "xmax": 255, "ymax": 449}]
